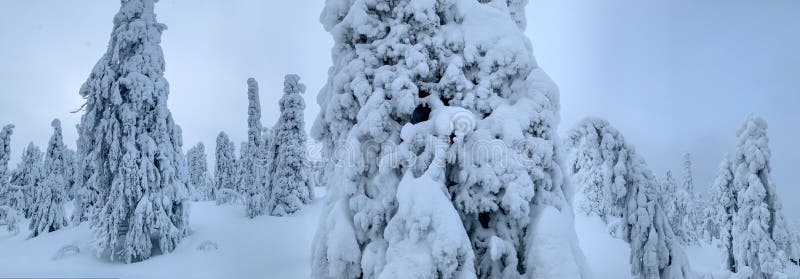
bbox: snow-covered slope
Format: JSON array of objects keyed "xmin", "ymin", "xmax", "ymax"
[
  {"xmin": 575, "ymin": 213, "xmax": 746, "ymax": 278},
  {"xmin": 0, "ymin": 188, "xmax": 325, "ymax": 279}
]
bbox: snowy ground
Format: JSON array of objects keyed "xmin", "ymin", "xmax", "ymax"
[
  {"xmin": 0, "ymin": 188, "xmax": 325, "ymax": 279},
  {"xmin": 574, "ymin": 214, "xmax": 722, "ymax": 278},
  {"xmin": 0, "ymin": 187, "xmax": 752, "ymax": 278}
]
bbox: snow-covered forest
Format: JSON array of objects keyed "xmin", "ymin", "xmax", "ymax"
[{"xmin": 1, "ymin": 0, "xmax": 798, "ymax": 278}]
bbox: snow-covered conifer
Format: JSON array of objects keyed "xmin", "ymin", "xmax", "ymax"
[
  {"xmin": 75, "ymin": 0, "xmax": 190, "ymax": 262},
  {"xmin": 187, "ymin": 142, "xmax": 214, "ymax": 201},
  {"xmin": 0, "ymin": 125, "xmax": 14, "ymax": 205},
  {"xmin": 709, "ymin": 154, "xmax": 737, "ymax": 273},
  {"xmin": 682, "ymin": 153, "xmax": 694, "ymax": 194},
  {"xmin": 658, "ymin": 171, "xmax": 683, "ymax": 240},
  {"xmin": 9, "ymin": 142, "xmax": 43, "ymax": 218},
  {"xmin": 64, "ymin": 148, "xmax": 78, "ymax": 199},
  {"xmin": 565, "ymin": 118, "xmax": 691, "ymax": 279},
  {"xmin": 29, "ymin": 119, "xmax": 70, "ymax": 237},
  {"xmin": 215, "ymin": 132, "xmax": 237, "ymax": 205},
  {"xmin": 241, "ymin": 78, "xmax": 267, "ymax": 218},
  {"xmin": 311, "ymin": 1, "xmax": 587, "ymax": 278},
  {"xmin": 267, "ymin": 75, "xmax": 311, "ymax": 216},
  {"xmin": 0, "ymin": 124, "xmax": 17, "ymax": 232},
  {"xmin": 730, "ymin": 115, "xmax": 793, "ymax": 277}
]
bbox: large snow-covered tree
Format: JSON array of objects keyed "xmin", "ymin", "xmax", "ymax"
[
  {"xmin": 267, "ymin": 74, "xmax": 311, "ymax": 216},
  {"xmin": 29, "ymin": 119, "xmax": 70, "ymax": 237},
  {"xmin": 187, "ymin": 142, "xmax": 214, "ymax": 201},
  {"xmin": 240, "ymin": 78, "xmax": 268, "ymax": 218},
  {"xmin": 214, "ymin": 132, "xmax": 238, "ymax": 205},
  {"xmin": 9, "ymin": 142, "xmax": 43, "ymax": 218},
  {"xmin": 74, "ymin": 0, "xmax": 190, "ymax": 262},
  {"xmin": 310, "ymin": 1, "xmax": 587, "ymax": 278},
  {"xmin": 729, "ymin": 115, "xmax": 794, "ymax": 277},
  {"xmin": 565, "ymin": 118, "xmax": 691, "ymax": 279}
]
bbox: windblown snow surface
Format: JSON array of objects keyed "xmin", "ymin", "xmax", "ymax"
[{"xmin": 0, "ymin": 187, "xmax": 760, "ymax": 278}]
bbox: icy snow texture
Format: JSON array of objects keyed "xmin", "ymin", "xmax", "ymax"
[{"xmin": 73, "ymin": 0, "xmax": 190, "ymax": 263}]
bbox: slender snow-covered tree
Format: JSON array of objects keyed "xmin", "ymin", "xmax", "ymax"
[
  {"xmin": 709, "ymin": 154, "xmax": 737, "ymax": 273},
  {"xmin": 682, "ymin": 153, "xmax": 694, "ymax": 194},
  {"xmin": 74, "ymin": 0, "xmax": 190, "ymax": 262},
  {"xmin": 730, "ymin": 115, "xmax": 793, "ymax": 278},
  {"xmin": 241, "ymin": 78, "xmax": 267, "ymax": 218},
  {"xmin": 29, "ymin": 119, "xmax": 70, "ymax": 237},
  {"xmin": 0, "ymin": 124, "xmax": 18, "ymax": 232},
  {"xmin": 215, "ymin": 132, "xmax": 238, "ymax": 205},
  {"xmin": 565, "ymin": 118, "xmax": 691, "ymax": 279},
  {"xmin": 64, "ymin": 147, "xmax": 78, "ymax": 199},
  {"xmin": 10, "ymin": 142, "xmax": 43, "ymax": 218},
  {"xmin": 267, "ymin": 74, "xmax": 311, "ymax": 216},
  {"xmin": 311, "ymin": 1, "xmax": 587, "ymax": 278},
  {"xmin": 0, "ymin": 125, "xmax": 14, "ymax": 205},
  {"xmin": 187, "ymin": 142, "xmax": 214, "ymax": 201},
  {"xmin": 659, "ymin": 171, "xmax": 681, "ymax": 236}
]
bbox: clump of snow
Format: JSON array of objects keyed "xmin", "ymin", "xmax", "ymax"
[
  {"xmin": 52, "ymin": 243, "xmax": 80, "ymax": 260},
  {"xmin": 381, "ymin": 162, "xmax": 475, "ymax": 279},
  {"xmin": 196, "ymin": 241, "xmax": 219, "ymax": 252}
]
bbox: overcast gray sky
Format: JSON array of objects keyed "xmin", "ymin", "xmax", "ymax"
[{"xmin": 1, "ymin": 1, "xmax": 797, "ymax": 215}]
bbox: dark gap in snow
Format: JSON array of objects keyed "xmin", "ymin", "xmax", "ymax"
[
  {"xmin": 418, "ymin": 89, "xmax": 430, "ymax": 98},
  {"xmin": 410, "ymin": 104, "xmax": 430, "ymax": 125},
  {"xmin": 478, "ymin": 212, "xmax": 490, "ymax": 229}
]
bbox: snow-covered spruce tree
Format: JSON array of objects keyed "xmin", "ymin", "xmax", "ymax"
[
  {"xmin": 75, "ymin": 0, "xmax": 190, "ymax": 262},
  {"xmin": 730, "ymin": 115, "xmax": 794, "ymax": 277},
  {"xmin": 29, "ymin": 119, "xmax": 70, "ymax": 237},
  {"xmin": 682, "ymin": 153, "xmax": 694, "ymax": 194},
  {"xmin": 0, "ymin": 125, "xmax": 14, "ymax": 205},
  {"xmin": 565, "ymin": 118, "xmax": 691, "ymax": 279},
  {"xmin": 9, "ymin": 142, "xmax": 44, "ymax": 218},
  {"xmin": 215, "ymin": 132, "xmax": 238, "ymax": 205},
  {"xmin": 0, "ymin": 124, "xmax": 18, "ymax": 232},
  {"xmin": 187, "ymin": 142, "xmax": 214, "ymax": 201},
  {"xmin": 241, "ymin": 78, "xmax": 267, "ymax": 218},
  {"xmin": 64, "ymin": 148, "xmax": 78, "ymax": 199},
  {"xmin": 681, "ymin": 153, "xmax": 704, "ymax": 244},
  {"xmin": 658, "ymin": 171, "xmax": 681, "ymax": 237},
  {"xmin": 267, "ymin": 74, "xmax": 311, "ymax": 216},
  {"xmin": 709, "ymin": 154, "xmax": 737, "ymax": 273},
  {"xmin": 311, "ymin": 1, "xmax": 587, "ymax": 278}
]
